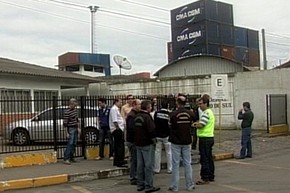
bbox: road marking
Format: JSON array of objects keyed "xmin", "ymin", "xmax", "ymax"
[
  {"xmin": 223, "ymin": 160, "xmax": 290, "ymax": 170},
  {"xmin": 216, "ymin": 183, "xmax": 265, "ymax": 193},
  {"xmin": 71, "ymin": 185, "xmax": 93, "ymax": 193}
]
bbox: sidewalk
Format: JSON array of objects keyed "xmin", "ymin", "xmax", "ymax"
[{"xmin": 0, "ymin": 129, "xmax": 287, "ymax": 192}]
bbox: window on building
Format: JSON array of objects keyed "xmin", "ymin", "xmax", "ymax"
[
  {"xmin": 0, "ymin": 89, "xmax": 31, "ymax": 113},
  {"xmin": 94, "ymin": 66, "xmax": 104, "ymax": 73},
  {"xmin": 34, "ymin": 90, "xmax": 58, "ymax": 112},
  {"xmin": 65, "ymin": 65, "xmax": 79, "ymax": 72},
  {"xmin": 84, "ymin": 65, "xmax": 93, "ymax": 72}
]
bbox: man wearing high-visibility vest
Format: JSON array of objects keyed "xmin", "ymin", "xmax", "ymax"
[{"xmin": 193, "ymin": 94, "xmax": 215, "ymax": 185}]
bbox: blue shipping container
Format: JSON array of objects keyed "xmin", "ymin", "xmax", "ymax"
[
  {"xmin": 171, "ymin": 0, "xmax": 233, "ymax": 29},
  {"xmin": 220, "ymin": 24, "xmax": 234, "ymax": 46},
  {"xmin": 247, "ymin": 29, "xmax": 259, "ymax": 49},
  {"xmin": 234, "ymin": 27, "xmax": 248, "ymax": 47},
  {"xmin": 217, "ymin": 2, "xmax": 234, "ymax": 25},
  {"xmin": 172, "ymin": 21, "xmax": 220, "ymax": 51}
]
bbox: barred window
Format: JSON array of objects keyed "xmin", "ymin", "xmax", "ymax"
[
  {"xmin": 34, "ymin": 90, "xmax": 58, "ymax": 112},
  {"xmin": 0, "ymin": 89, "xmax": 31, "ymax": 113}
]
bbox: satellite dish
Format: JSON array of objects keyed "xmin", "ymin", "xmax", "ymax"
[{"xmin": 113, "ymin": 55, "xmax": 132, "ymax": 75}]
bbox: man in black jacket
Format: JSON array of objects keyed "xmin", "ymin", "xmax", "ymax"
[
  {"xmin": 134, "ymin": 100, "xmax": 160, "ymax": 193},
  {"xmin": 237, "ymin": 102, "xmax": 254, "ymax": 159},
  {"xmin": 126, "ymin": 99, "xmax": 141, "ymax": 185},
  {"xmin": 168, "ymin": 96, "xmax": 196, "ymax": 192},
  {"xmin": 153, "ymin": 99, "xmax": 172, "ymax": 174}
]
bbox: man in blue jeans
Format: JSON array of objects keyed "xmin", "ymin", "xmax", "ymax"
[
  {"xmin": 168, "ymin": 96, "xmax": 196, "ymax": 192},
  {"xmin": 63, "ymin": 98, "xmax": 80, "ymax": 164},
  {"xmin": 134, "ymin": 100, "xmax": 160, "ymax": 193},
  {"xmin": 237, "ymin": 102, "xmax": 254, "ymax": 159}
]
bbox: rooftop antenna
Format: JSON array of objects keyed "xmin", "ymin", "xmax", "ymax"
[{"xmin": 113, "ymin": 55, "xmax": 132, "ymax": 75}]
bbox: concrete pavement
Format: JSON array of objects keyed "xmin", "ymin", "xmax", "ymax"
[{"xmin": 0, "ymin": 129, "xmax": 288, "ymax": 192}]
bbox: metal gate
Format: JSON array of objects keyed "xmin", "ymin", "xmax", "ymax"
[{"xmin": 266, "ymin": 94, "xmax": 287, "ymax": 133}]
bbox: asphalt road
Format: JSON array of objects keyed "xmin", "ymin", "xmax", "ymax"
[{"xmin": 8, "ymin": 147, "xmax": 290, "ymax": 193}]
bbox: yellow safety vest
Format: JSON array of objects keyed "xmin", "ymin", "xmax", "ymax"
[{"xmin": 197, "ymin": 108, "xmax": 215, "ymax": 137}]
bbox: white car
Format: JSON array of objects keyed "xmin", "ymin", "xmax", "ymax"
[{"xmin": 4, "ymin": 106, "xmax": 99, "ymax": 146}]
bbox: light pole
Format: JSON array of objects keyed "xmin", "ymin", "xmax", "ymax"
[{"xmin": 88, "ymin": 6, "xmax": 99, "ymax": 54}]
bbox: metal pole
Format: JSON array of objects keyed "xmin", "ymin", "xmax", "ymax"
[
  {"xmin": 262, "ymin": 29, "xmax": 267, "ymax": 70},
  {"xmin": 89, "ymin": 6, "xmax": 99, "ymax": 54}
]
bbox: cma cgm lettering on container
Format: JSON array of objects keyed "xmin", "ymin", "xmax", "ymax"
[
  {"xmin": 171, "ymin": 0, "xmax": 233, "ymax": 28},
  {"xmin": 171, "ymin": 21, "xmax": 221, "ymax": 49}
]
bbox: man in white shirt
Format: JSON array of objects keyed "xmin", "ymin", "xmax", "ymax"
[{"xmin": 109, "ymin": 98, "xmax": 126, "ymax": 167}]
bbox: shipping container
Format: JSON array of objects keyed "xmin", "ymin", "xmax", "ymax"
[
  {"xmin": 248, "ymin": 48, "xmax": 260, "ymax": 67},
  {"xmin": 167, "ymin": 42, "xmax": 174, "ymax": 63},
  {"xmin": 220, "ymin": 24, "xmax": 234, "ymax": 46},
  {"xmin": 58, "ymin": 52, "xmax": 79, "ymax": 66},
  {"xmin": 221, "ymin": 45, "xmax": 235, "ymax": 61},
  {"xmin": 217, "ymin": 2, "xmax": 234, "ymax": 25},
  {"xmin": 235, "ymin": 47, "xmax": 249, "ymax": 64},
  {"xmin": 171, "ymin": 0, "xmax": 216, "ymax": 28},
  {"xmin": 171, "ymin": 21, "xmax": 220, "ymax": 50},
  {"xmin": 173, "ymin": 44, "xmax": 220, "ymax": 61},
  {"xmin": 247, "ymin": 29, "xmax": 259, "ymax": 49},
  {"xmin": 79, "ymin": 53, "xmax": 110, "ymax": 65},
  {"xmin": 234, "ymin": 27, "xmax": 248, "ymax": 47},
  {"xmin": 171, "ymin": 0, "xmax": 233, "ymax": 28}
]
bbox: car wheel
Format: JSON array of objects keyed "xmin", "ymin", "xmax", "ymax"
[
  {"xmin": 12, "ymin": 128, "xmax": 30, "ymax": 146},
  {"xmin": 84, "ymin": 127, "xmax": 99, "ymax": 145}
]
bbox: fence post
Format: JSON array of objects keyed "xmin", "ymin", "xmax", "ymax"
[
  {"xmin": 80, "ymin": 96, "xmax": 86, "ymax": 159},
  {"xmin": 53, "ymin": 96, "xmax": 58, "ymax": 151}
]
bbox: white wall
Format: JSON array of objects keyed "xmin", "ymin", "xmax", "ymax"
[{"xmin": 234, "ymin": 68, "xmax": 290, "ymax": 130}]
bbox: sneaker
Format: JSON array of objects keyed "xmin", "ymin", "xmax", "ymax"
[
  {"xmin": 95, "ymin": 156, "xmax": 103, "ymax": 160},
  {"xmin": 109, "ymin": 156, "xmax": 114, "ymax": 160},
  {"xmin": 145, "ymin": 187, "xmax": 160, "ymax": 193},
  {"xmin": 168, "ymin": 187, "xmax": 178, "ymax": 192},
  {"xmin": 70, "ymin": 159, "xmax": 78, "ymax": 163},
  {"xmin": 167, "ymin": 170, "xmax": 172, "ymax": 174},
  {"xmin": 63, "ymin": 160, "xmax": 71, "ymax": 165},
  {"xmin": 187, "ymin": 185, "xmax": 195, "ymax": 191},
  {"xmin": 130, "ymin": 179, "xmax": 137, "ymax": 185}
]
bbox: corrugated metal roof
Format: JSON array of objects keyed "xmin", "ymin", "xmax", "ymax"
[{"xmin": 0, "ymin": 57, "xmax": 98, "ymax": 82}]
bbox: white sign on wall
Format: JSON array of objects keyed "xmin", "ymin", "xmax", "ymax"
[{"xmin": 211, "ymin": 74, "xmax": 229, "ymax": 100}]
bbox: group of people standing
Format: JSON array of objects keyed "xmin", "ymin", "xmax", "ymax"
[{"xmin": 62, "ymin": 94, "xmax": 254, "ymax": 192}]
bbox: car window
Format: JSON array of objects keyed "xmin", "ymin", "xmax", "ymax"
[
  {"xmin": 38, "ymin": 109, "xmax": 53, "ymax": 121},
  {"xmin": 77, "ymin": 108, "xmax": 97, "ymax": 118}
]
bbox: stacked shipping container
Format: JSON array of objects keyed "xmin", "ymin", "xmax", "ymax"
[{"xmin": 169, "ymin": 0, "xmax": 260, "ymax": 67}]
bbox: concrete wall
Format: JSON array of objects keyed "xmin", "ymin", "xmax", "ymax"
[
  {"xmin": 234, "ymin": 68, "xmax": 290, "ymax": 130},
  {"xmin": 61, "ymin": 68, "xmax": 290, "ymax": 131}
]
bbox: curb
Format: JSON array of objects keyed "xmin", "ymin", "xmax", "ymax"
[
  {"xmin": 0, "ymin": 150, "xmax": 57, "ymax": 169},
  {"xmin": 0, "ymin": 153, "xmax": 233, "ymax": 192}
]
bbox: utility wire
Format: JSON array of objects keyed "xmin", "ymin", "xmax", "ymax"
[
  {"xmin": 35, "ymin": 0, "xmax": 170, "ymax": 26},
  {"xmin": 266, "ymin": 41, "xmax": 290, "ymax": 47},
  {"xmin": 0, "ymin": 0, "xmax": 169, "ymax": 41},
  {"xmin": 266, "ymin": 32, "xmax": 290, "ymax": 40},
  {"xmin": 118, "ymin": 0, "xmax": 169, "ymax": 12}
]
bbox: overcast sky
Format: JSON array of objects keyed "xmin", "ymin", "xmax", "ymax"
[{"xmin": 0, "ymin": 0, "xmax": 290, "ymax": 75}]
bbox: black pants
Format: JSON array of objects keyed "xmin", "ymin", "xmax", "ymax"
[
  {"xmin": 112, "ymin": 129, "xmax": 125, "ymax": 166},
  {"xmin": 191, "ymin": 127, "xmax": 197, "ymax": 149},
  {"xmin": 199, "ymin": 137, "xmax": 215, "ymax": 181},
  {"xmin": 99, "ymin": 127, "xmax": 114, "ymax": 158}
]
